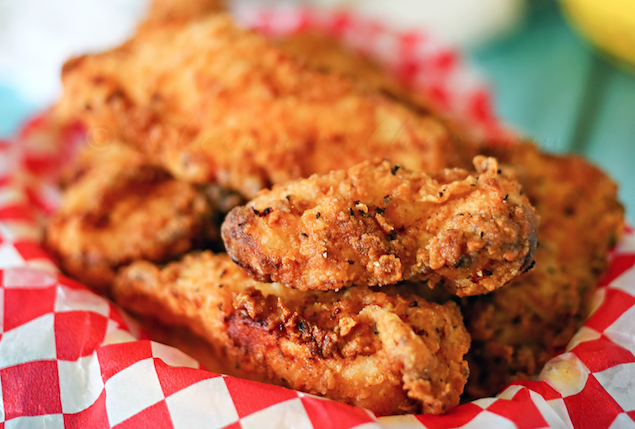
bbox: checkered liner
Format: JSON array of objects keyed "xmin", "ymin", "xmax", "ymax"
[{"xmin": 1, "ymin": 6, "xmax": 634, "ymax": 429}]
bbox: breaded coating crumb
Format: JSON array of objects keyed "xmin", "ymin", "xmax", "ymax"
[
  {"xmin": 54, "ymin": 14, "xmax": 476, "ymax": 199},
  {"xmin": 45, "ymin": 144, "xmax": 213, "ymax": 294},
  {"xmin": 140, "ymin": 0, "xmax": 224, "ymax": 27},
  {"xmin": 459, "ymin": 142, "xmax": 624, "ymax": 398},
  {"xmin": 274, "ymin": 31, "xmax": 479, "ymax": 155},
  {"xmin": 275, "ymin": 31, "xmax": 434, "ymax": 112},
  {"xmin": 222, "ymin": 157, "xmax": 538, "ymax": 296},
  {"xmin": 113, "ymin": 251, "xmax": 471, "ymax": 416}
]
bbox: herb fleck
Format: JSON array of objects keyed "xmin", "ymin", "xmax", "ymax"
[{"xmin": 253, "ymin": 207, "xmax": 272, "ymax": 217}]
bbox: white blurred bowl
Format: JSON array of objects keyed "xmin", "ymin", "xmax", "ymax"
[{"xmin": 297, "ymin": 0, "xmax": 527, "ymax": 47}]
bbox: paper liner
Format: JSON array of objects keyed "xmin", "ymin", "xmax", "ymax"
[{"xmin": 1, "ymin": 6, "xmax": 634, "ymax": 429}]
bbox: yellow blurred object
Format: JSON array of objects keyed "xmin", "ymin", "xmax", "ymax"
[{"xmin": 560, "ymin": 0, "xmax": 635, "ymax": 67}]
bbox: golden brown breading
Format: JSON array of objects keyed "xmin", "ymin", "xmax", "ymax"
[
  {"xmin": 112, "ymin": 251, "xmax": 471, "ymax": 416},
  {"xmin": 275, "ymin": 31, "xmax": 434, "ymax": 111},
  {"xmin": 274, "ymin": 31, "xmax": 482, "ymax": 150},
  {"xmin": 456, "ymin": 142, "xmax": 624, "ymax": 398},
  {"xmin": 54, "ymin": 14, "xmax": 477, "ymax": 199},
  {"xmin": 45, "ymin": 144, "xmax": 213, "ymax": 294},
  {"xmin": 140, "ymin": 0, "xmax": 224, "ymax": 27},
  {"xmin": 222, "ymin": 157, "xmax": 538, "ymax": 296},
  {"xmin": 58, "ymin": 141, "xmax": 141, "ymax": 188}
]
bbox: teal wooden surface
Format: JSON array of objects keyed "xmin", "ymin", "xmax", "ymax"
[
  {"xmin": 0, "ymin": 83, "xmax": 36, "ymax": 138},
  {"xmin": 584, "ymin": 67, "xmax": 635, "ymax": 223},
  {"xmin": 470, "ymin": 1, "xmax": 593, "ymax": 153},
  {"xmin": 470, "ymin": 0, "xmax": 634, "ymax": 223}
]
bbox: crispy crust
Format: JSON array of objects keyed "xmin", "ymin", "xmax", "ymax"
[
  {"xmin": 274, "ymin": 31, "xmax": 479, "ymax": 156},
  {"xmin": 45, "ymin": 144, "xmax": 213, "ymax": 294},
  {"xmin": 140, "ymin": 0, "xmax": 224, "ymax": 27},
  {"xmin": 113, "ymin": 251, "xmax": 471, "ymax": 416},
  {"xmin": 275, "ymin": 31, "xmax": 435, "ymax": 112},
  {"xmin": 222, "ymin": 157, "xmax": 538, "ymax": 295},
  {"xmin": 459, "ymin": 142, "xmax": 624, "ymax": 398},
  {"xmin": 54, "ymin": 14, "xmax": 476, "ymax": 199}
]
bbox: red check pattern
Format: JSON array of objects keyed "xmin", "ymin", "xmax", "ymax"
[{"xmin": 1, "ymin": 5, "xmax": 634, "ymax": 429}]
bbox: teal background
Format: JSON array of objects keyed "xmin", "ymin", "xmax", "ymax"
[
  {"xmin": 0, "ymin": 83, "xmax": 36, "ymax": 137},
  {"xmin": 469, "ymin": 0, "xmax": 634, "ymax": 223},
  {"xmin": 0, "ymin": 0, "xmax": 633, "ymax": 222}
]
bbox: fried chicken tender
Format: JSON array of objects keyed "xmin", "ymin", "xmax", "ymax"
[
  {"xmin": 54, "ymin": 14, "xmax": 477, "ymax": 199},
  {"xmin": 112, "ymin": 251, "xmax": 471, "ymax": 416},
  {"xmin": 274, "ymin": 31, "xmax": 484, "ymax": 149},
  {"xmin": 45, "ymin": 144, "xmax": 213, "ymax": 294},
  {"xmin": 275, "ymin": 31, "xmax": 434, "ymax": 112},
  {"xmin": 456, "ymin": 142, "xmax": 624, "ymax": 398},
  {"xmin": 141, "ymin": 0, "xmax": 224, "ymax": 27},
  {"xmin": 222, "ymin": 157, "xmax": 538, "ymax": 296},
  {"xmin": 59, "ymin": 140, "xmax": 141, "ymax": 188}
]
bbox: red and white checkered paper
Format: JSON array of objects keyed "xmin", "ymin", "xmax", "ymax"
[{"xmin": 1, "ymin": 6, "xmax": 634, "ymax": 429}]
